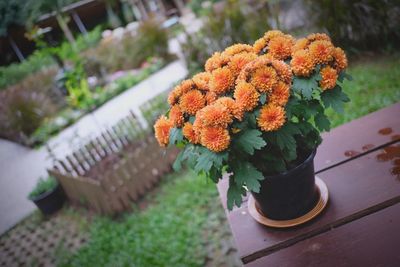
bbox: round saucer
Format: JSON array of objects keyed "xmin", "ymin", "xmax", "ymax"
[{"xmin": 248, "ymin": 177, "xmax": 329, "ymax": 228}]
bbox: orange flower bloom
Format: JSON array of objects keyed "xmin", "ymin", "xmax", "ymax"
[
  {"xmin": 228, "ymin": 52, "xmax": 257, "ymax": 76},
  {"xmin": 309, "ymin": 40, "xmax": 334, "ymax": 64},
  {"xmin": 258, "ymin": 104, "xmax": 286, "ymax": 132},
  {"xmin": 200, "ymin": 126, "xmax": 230, "ymax": 152},
  {"xmin": 270, "ymin": 81, "xmax": 290, "ymax": 106},
  {"xmin": 223, "ymin": 44, "xmax": 254, "ymax": 56},
  {"xmin": 200, "ymin": 103, "xmax": 233, "ymax": 127},
  {"xmin": 272, "ymin": 60, "xmax": 292, "ymax": 84},
  {"xmin": 253, "ymin": 37, "xmax": 267, "ymax": 54},
  {"xmin": 214, "ymin": 97, "xmax": 244, "ymax": 121},
  {"xmin": 205, "ymin": 52, "xmax": 228, "ymax": 72},
  {"xmin": 291, "ymin": 49, "xmax": 315, "ymax": 77},
  {"xmin": 292, "ymin": 38, "xmax": 309, "ymax": 53},
  {"xmin": 169, "ymin": 105, "xmax": 184, "ymax": 127},
  {"xmin": 264, "ymin": 30, "xmax": 285, "ymax": 40},
  {"xmin": 268, "ymin": 35, "xmax": 295, "ymax": 60},
  {"xmin": 154, "ymin": 116, "xmax": 173, "ymax": 147},
  {"xmin": 307, "ymin": 33, "xmax": 331, "ymax": 42},
  {"xmin": 193, "ymin": 72, "xmax": 211, "ymax": 91},
  {"xmin": 182, "ymin": 122, "xmax": 199, "ymax": 144},
  {"xmin": 250, "ymin": 66, "xmax": 278, "ymax": 93},
  {"xmin": 205, "ymin": 91, "xmax": 218, "ymax": 104},
  {"xmin": 319, "ymin": 66, "xmax": 338, "ymax": 90},
  {"xmin": 234, "ymin": 82, "xmax": 260, "ymax": 111},
  {"xmin": 179, "ymin": 90, "xmax": 206, "ymax": 115},
  {"xmin": 192, "ymin": 116, "xmax": 204, "ymax": 136},
  {"xmin": 168, "ymin": 84, "xmax": 183, "ymax": 105},
  {"xmin": 209, "ymin": 67, "xmax": 235, "ymax": 95},
  {"xmin": 332, "ymin": 47, "xmax": 348, "ymax": 71},
  {"xmin": 180, "ymin": 79, "xmax": 196, "ymax": 94}
]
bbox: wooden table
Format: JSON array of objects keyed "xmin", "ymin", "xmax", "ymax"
[{"xmin": 217, "ymin": 102, "xmax": 400, "ymax": 266}]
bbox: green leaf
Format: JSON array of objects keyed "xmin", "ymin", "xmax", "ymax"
[
  {"xmin": 292, "ymin": 71, "xmax": 321, "ymax": 99},
  {"xmin": 227, "ymin": 178, "xmax": 245, "ymax": 210},
  {"xmin": 194, "ymin": 148, "xmax": 227, "ymax": 173},
  {"xmin": 233, "ymin": 129, "xmax": 266, "ymax": 155},
  {"xmin": 314, "ymin": 113, "xmax": 331, "ymax": 131},
  {"xmin": 275, "ymin": 122, "xmax": 300, "ymax": 151},
  {"xmin": 172, "ymin": 150, "xmax": 185, "ymax": 171},
  {"xmin": 232, "ymin": 162, "xmax": 264, "ymax": 193},
  {"xmin": 259, "ymin": 93, "xmax": 267, "ymax": 104},
  {"xmin": 169, "ymin": 127, "xmax": 183, "ymax": 145},
  {"xmin": 321, "ymin": 85, "xmax": 350, "ymax": 113},
  {"xmin": 338, "ymin": 71, "xmax": 353, "ymax": 82}
]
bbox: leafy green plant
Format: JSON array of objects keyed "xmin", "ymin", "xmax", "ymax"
[
  {"xmin": 156, "ymin": 31, "xmax": 352, "ymax": 210},
  {"xmin": 28, "ymin": 176, "xmax": 58, "ymax": 199}
]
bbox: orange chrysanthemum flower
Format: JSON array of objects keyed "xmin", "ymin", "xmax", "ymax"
[
  {"xmin": 253, "ymin": 37, "xmax": 268, "ymax": 54},
  {"xmin": 200, "ymin": 103, "xmax": 233, "ymax": 127},
  {"xmin": 270, "ymin": 81, "xmax": 290, "ymax": 106},
  {"xmin": 179, "ymin": 90, "xmax": 206, "ymax": 115},
  {"xmin": 193, "ymin": 72, "xmax": 211, "ymax": 91},
  {"xmin": 168, "ymin": 84, "xmax": 183, "ymax": 106},
  {"xmin": 169, "ymin": 105, "xmax": 184, "ymax": 127},
  {"xmin": 154, "ymin": 116, "xmax": 173, "ymax": 147},
  {"xmin": 268, "ymin": 36, "xmax": 295, "ymax": 60},
  {"xmin": 205, "ymin": 52, "xmax": 228, "ymax": 72},
  {"xmin": 319, "ymin": 66, "xmax": 338, "ymax": 90},
  {"xmin": 264, "ymin": 30, "xmax": 285, "ymax": 40},
  {"xmin": 332, "ymin": 47, "xmax": 348, "ymax": 72},
  {"xmin": 257, "ymin": 104, "xmax": 286, "ymax": 132},
  {"xmin": 223, "ymin": 44, "xmax": 254, "ymax": 56},
  {"xmin": 250, "ymin": 66, "xmax": 278, "ymax": 93},
  {"xmin": 205, "ymin": 91, "xmax": 218, "ymax": 104},
  {"xmin": 292, "ymin": 38, "xmax": 309, "ymax": 53},
  {"xmin": 291, "ymin": 49, "xmax": 315, "ymax": 77},
  {"xmin": 200, "ymin": 127, "xmax": 230, "ymax": 152},
  {"xmin": 228, "ymin": 52, "xmax": 257, "ymax": 76},
  {"xmin": 214, "ymin": 97, "xmax": 244, "ymax": 121},
  {"xmin": 272, "ymin": 60, "xmax": 292, "ymax": 84},
  {"xmin": 234, "ymin": 82, "xmax": 260, "ymax": 111},
  {"xmin": 209, "ymin": 67, "xmax": 235, "ymax": 95},
  {"xmin": 182, "ymin": 122, "xmax": 199, "ymax": 144},
  {"xmin": 307, "ymin": 33, "xmax": 331, "ymax": 42},
  {"xmin": 180, "ymin": 79, "xmax": 196, "ymax": 94},
  {"xmin": 309, "ymin": 40, "xmax": 334, "ymax": 64}
]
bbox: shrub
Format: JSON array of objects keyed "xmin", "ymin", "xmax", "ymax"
[
  {"xmin": 88, "ymin": 18, "xmax": 170, "ymax": 73},
  {"xmin": 0, "ymin": 86, "xmax": 55, "ymax": 144},
  {"xmin": 306, "ymin": 0, "xmax": 400, "ymax": 51},
  {"xmin": 28, "ymin": 176, "xmax": 58, "ymax": 199}
]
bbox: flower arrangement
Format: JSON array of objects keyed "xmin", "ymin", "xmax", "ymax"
[{"xmin": 154, "ymin": 30, "xmax": 351, "ymax": 210}]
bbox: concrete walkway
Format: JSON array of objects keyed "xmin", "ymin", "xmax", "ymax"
[{"xmin": 0, "ymin": 60, "xmax": 187, "ymax": 234}]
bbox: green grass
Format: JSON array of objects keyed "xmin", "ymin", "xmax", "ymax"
[
  {"xmin": 58, "ymin": 170, "xmax": 218, "ymax": 267},
  {"xmin": 327, "ymin": 54, "xmax": 400, "ymax": 127}
]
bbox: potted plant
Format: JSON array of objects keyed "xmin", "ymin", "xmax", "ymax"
[
  {"xmin": 28, "ymin": 175, "xmax": 65, "ymax": 215},
  {"xmin": 154, "ymin": 30, "xmax": 351, "ymax": 225}
]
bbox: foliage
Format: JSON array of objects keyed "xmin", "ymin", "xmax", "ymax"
[
  {"xmin": 188, "ymin": 0, "xmax": 220, "ymax": 16},
  {"xmin": 89, "ymin": 18, "xmax": 170, "ymax": 73},
  {"xmin": 156, "ymin": 30, "xmax": 352, "ymax": 210},
  {"xmin": 58, "ymin": 170, "xmax": 217, "ymax": 267},
  {"xmin": 181, "ymin": 0, "xmax": 271, "ymax": 74},
  {"xmin": 306, "ymin": 0, "xmax": 400, "ymax": 51},
  {"xmin": 28, "ymin": 175, "xmax": 58, "ymax": 199},
  {"xmin": 0, "ymin": 84, "xmax": 55, "ymax": 145},
  {"xmin": 0, "ymin": 0, "xmax": 26, "ymax": 36}
]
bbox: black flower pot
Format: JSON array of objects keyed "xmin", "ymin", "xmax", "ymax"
[
  {"xmin": 29, "ymin": 184, "xmax": 65, "ymax": 216},
  {"xmin": 252, "ymin": 149, "xmax": 319, "ymax": 220}
]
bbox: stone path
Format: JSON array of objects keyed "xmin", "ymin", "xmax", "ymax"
[{"xmin": 0, "ymin": 60, "xmax": 187, "ymax": 235}]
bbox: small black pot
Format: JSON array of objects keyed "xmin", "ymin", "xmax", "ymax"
[
  {"xmin": 252, "ymin": 150, "xmax": 319, "ymax": 220},
  {"xmin": 29, "ymin": 184, "xmax": 65, "ymax": 216}
]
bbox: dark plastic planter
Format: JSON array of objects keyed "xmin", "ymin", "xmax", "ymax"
[
  {"xmin": 29, "ymin": 184, "xmax": 65, "ymax": 216},
  {"xmin": 251, "ymin": 149, "xmax": 319, "ymax": 220}
]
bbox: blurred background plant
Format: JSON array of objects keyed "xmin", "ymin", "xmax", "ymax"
[{"xmin": 306, "ymin": 0, "xmax": 400, "ymax": 53}]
